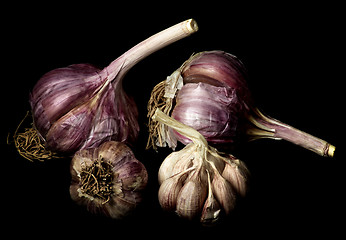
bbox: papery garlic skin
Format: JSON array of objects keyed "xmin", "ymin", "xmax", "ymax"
[
  {"xmin": 175, "ymin": 173, "xmax": 207, "ymax": 220},
  {"xmin": 158, "ymin": 151, "xmax": 183, "ymax": 184},
  {"xmin": 30, "ymin": 55, "xmax": 139, "ymax": 154},
  {"xmin": 211, "ymin": 170, "xmax": 236, "ymax": 214},
  {"xmin": 222, "ymin": 160, "xmax": 248, "ymax": 197},
  {"xmin": 157, "ymin": 144, "xmax": 248, "ymax": 222},
  {"xmin": 200, "ymin": 170, "xmax": 221, "ymax": 225},
  {"xmin": 158, "ymin": 176, "xmax": 184, "ymax": 211},
  {"xmin": 148, "ymin": 50, "xmax": 335, "ymax": 158},
  {"xmin": 80, "ymin": 81, "xmax": 139, "ymax": 149},
  {"xmin": 172, "ymin": 82, "xmax": 241, "ymax": 145},
  {"xmin": 169, "ymin": 51, "xmax": 251, "ymax": 146},
  {"xmin": 147, "ymin": 50, "xmax": 251, "ymax": 149},
  {"xmin": 70, "ymin": 141, "xmax": 148, "ymax": 219},
  {"xmin": 182, "ymin": 51, "xmax": 250, "ymax": 101},
  {"xmin": 30, "ymin": 64, "xmax": 107, "ymax": 137},
  {"xmin": 153, "ymin": 109, "xmax": 249, "ymax": 223},
  {"xmin": 29, "ymin": 19, "xmax": 198, "ymax": 156},
  {"xmin": 158, "ymin": 143, "xmax": 196, "ymax": 184}
]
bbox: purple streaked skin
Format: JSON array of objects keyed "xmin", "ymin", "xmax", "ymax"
[
  {"xmin": 172, "ymin": 82, "xmax": 241, "ymax": 145},
  {"xmin": 30, "ymin": 64, "xmax": 107, "ymax": 136},
  {"xmin": 246, "ymin": 108, "xmax": 335, "ymax": 157},
  {"xmin": 169, "ymin": 50, "xmax": 335, "ymax": 157},
  {"xmin": 182, "ymin": 51, "xmax": 251, "ymax": 104},
  {"xmin": 70, "ymin": 141, "xmax": 148, "ymax": 219},
  {"xmin": 81, "ymin": 81, "xmax": 139, "ymax": 150},
  {"xmin": 29, "ymin": 19, "xmax": 198, "ymax": 154}
]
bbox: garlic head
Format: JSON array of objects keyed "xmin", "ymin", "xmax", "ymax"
[{"xmin": 70, "ymin": 141, "xmax": 148, "ymax": 219}]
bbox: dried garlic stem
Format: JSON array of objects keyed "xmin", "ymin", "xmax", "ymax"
[
  {"xmin": 247, "ymin": 108, "xmax": 335, "ymax": 157},
  {"xmin": 106, "ymin": 19, "xmax": 198, "ymax": 80},
  {"xmin": 127, "ymin": 19, "xmax": 199, "ymax": 150},
  {"xmin": 152, "ymin": 109, "xmax": 208, "ymax": 147}
]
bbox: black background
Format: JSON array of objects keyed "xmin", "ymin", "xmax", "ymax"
[{"xmin": 2, "ymin": 1, "xmax": 344, "ymax": 238}]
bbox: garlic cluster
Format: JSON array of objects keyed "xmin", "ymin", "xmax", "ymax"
[
  {"xmin": 70, "ymin": 141, "xmax": 148, "ymax": 219},
  {"xmin": 153, "ymin": 109, "xmax": 248, "ymax": 224}
]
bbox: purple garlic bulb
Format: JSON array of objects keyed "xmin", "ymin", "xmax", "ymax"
[
  {"xmin": 148, "ymin": 50, "xmax": 335, "ymax": 157},
  {"xmin": 30, "ymin": 64, "xmax": 138, "ymax": 153},
  {"xmin": 70, "ymin": 141, "xmax": 148, "ymax": 219},
  {"xmin": 28, "ymin": 19, "xmax": 198, "ymax": 155},
  {"xmin": 171, "ymin": 51, "xmax": 251, "ymax": 146}
]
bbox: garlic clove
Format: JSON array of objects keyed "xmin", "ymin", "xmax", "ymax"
[
  {"xmin": 98, "ymin": 142, "xmax": 148, "ymax": 192},
  {"xmin": 46, "ymin": 102, "xmax": 96, "ymax": 153},
  {"xmin": 158, "ymin": 176, "xmax": 184, "ymax": 211},
  {"xmin": 158, "ymin": 151, "xmax": 183, "ymax": 184},
  {"xmin": 98, "ymin": 141, "xmax": 133, "ymax": 166},
  {"xmin": 158, "ymin": 143, "xmax": 195, "ymax": 184},
  {"xmin": 171, "ymin": 145, "xmax": 196, "ymax": 175},
  {"xmin": 200, "ymin": 170, "xmax": 221, "ymax": 225},
  {"xmin": 206, "ymin": 150, "xmax": 226, "ymax": 176},
  {"xmin": 200, "ymin": 195, "xmax": 221, "ymax": 225},
  {"xmin": 30, "ymin": 63, "xmax": 106, "ymax": 136},
  {"xmin": 104, "ymin": 191, "xmax": 139, "ymax": 219},
  {"xmin": 175, "ymin": 174, "xmax": 207, "ymax": 219},
  {"xmin": 116, "ymin": 160, "xmax": 148, "ymax": 191},
  {"xmin": 222, "ymin": 161, "xmax": 248, "ymax": 197},
  {"xmin": 211, "ymin": 172, "xmax": 236, "ymax": 214}
]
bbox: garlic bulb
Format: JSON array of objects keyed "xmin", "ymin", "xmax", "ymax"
[
  {"xmin": 168, "ymin": 51, "xmax": 249, "ymax": 148},
  {"xmin": 21, "ymin": 19, "xmax": 198, "ymax": 159},
  {"xmin": 70, "ymin": 141, "xmax": 148, "ymax": 219},
  {"xmin": 153, "ymin": 109, "xmax": 248, "ymax": 224},
  {"xmin": 147, "ymin": 50, "xmax": 335, "ymax": 157}
]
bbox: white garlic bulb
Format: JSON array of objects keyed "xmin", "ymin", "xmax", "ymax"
[{"xmin": 153, "ymin": 109, "xmax": 248, "ymax": 223}]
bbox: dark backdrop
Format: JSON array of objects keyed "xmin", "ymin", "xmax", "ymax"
[{"xmin": 2, "ymin": 2, "xmax": 344, "ymax": 238}]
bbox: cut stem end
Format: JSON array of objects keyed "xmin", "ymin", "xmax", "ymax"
[
  {"xmin": 327, "ymin": 144, "xmax": 336, "ymax": 158},
  {"xmin": 185, "ymin": 19, "xmax": 199, "ymax": 33}
]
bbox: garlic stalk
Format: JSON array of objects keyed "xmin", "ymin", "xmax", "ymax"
[
  {"xmin": 147, "ymin": 50, "xmax": 335, "ymax": 158},
  {"xmin": 152, "ymin": 109, "xmax": 248, "ymax": 224},
  {"xmin": 18, "ymin": 19, "xmax": 198, "ymax": 160}
]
